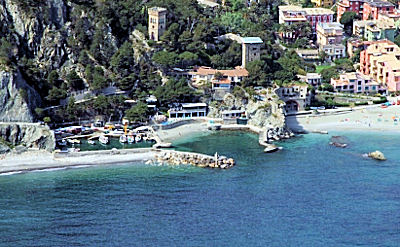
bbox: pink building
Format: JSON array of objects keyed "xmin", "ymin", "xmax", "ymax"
[{"xmin": 331, "ymin": 72, "xmax": 386, "ymax": 94}]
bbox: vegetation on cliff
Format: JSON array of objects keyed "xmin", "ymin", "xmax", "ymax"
[{"xmin": 0, "ymin": 0, "xmax": 312, "ymax": 123}]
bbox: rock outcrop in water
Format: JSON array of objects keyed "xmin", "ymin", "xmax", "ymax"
[
  {"xmin": 208, "ymin": 93, "xmax": 286, "ymax": 130},
  {"xmin": 368, "ymin": 151, "xmax": 386, "ymax": 161}
]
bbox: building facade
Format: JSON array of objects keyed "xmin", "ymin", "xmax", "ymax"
[
  {"xmin": 317, "ymin": 22, "xmax": 344, "ymax": 46},
  {"xmin": 168, "ymin": 103, "xmax": 207, "ymax": 119},
  {"xmin": 337, "ymin": 0, "xmax": 365, "ymax": 22},
  {"xmin": 330, "ymin": 72, "xmax": 385, "ymax": 93},
  {"xmin": 241, "ymin": 37, "xmax": 263, "ymax": 68},
  {"xmin": 297, "ymin": 73, "xmax": 322, "ymax": 87},
  {"xmin": 362, "ymin": 0, "xmax": 395, "ymax": 20},
  {"xmin": 364, "ymin": 19, "xmax": 396, "ymax": 41},
  {"xmin": 279, "ymin": 5, "xmax": 334, "ymax": 34},
  {"xmin": 360, "ymin": 40, "xmax": 400, "ymax": 91},
  {"xmin": 276, "ymin": 83, "xmax": 311, "ymax": 112},
  {"xmin": 148, "ymin": 7, "xmax": 167, "ymax": 41},
  {"xmin": 311, "ymin": 0, "xmax": 334, "ymax": 7}
]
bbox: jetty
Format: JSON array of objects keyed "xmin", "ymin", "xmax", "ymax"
[{"xmin": 154, "ymin": 150, "xmax": 235, "ymax": 169}]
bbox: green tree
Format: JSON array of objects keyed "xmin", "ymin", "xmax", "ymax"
[
  {"xmin": 125, "ymin": 102, "xmax": 150, "ymax": 123},
  {"xmin": 0, "ymin": 38, "xmax": 12, "ymax": 65},
  {"xmin": 320, "ymin": 67, "xmax": 339, "ymax": 83},
  {"xmin": 67, "ymin": 71, "xmax": 85, "ymax": 90},
  {"xmin": 340, "ymin": 11, "xmax": 359, "ymax": 34},
  {"xmin": 152, "ymin": 51, "xmax": 178, "ymax": 69},
  {"xmin": 91, "ymin": 66, "xmax": 108, "ymax": 90}
]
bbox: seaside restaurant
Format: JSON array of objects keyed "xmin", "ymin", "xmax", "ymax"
[
  {"xmin": 222, "ymin": 110, "xmax": 248, "ymax": 124},
  {"xmin": 168, "ymin": 103, "xmax": 208, "ymax": 119}
]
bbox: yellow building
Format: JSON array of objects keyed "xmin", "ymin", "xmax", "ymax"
[{"xmin": 311, "ymin": 0, "xmax": 334, "ymax": 8}]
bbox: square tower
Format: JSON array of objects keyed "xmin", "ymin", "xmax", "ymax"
[
  {"xmin": 148, "ymin": 7, "xmax": 167, "ymax": 41},
  {"xmin": 241, "ymin": 37, "xmax": 263, "ymax": 68}
]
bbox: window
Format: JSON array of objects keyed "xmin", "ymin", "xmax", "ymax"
[{"xmin": 358, "ymin": 86, "xmax": 362, "ymax": 91}]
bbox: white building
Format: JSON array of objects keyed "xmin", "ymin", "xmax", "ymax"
[
  {"xmin": 297, "ymin": 73, "xmax": 322, "ymax": 87},
  {"xmin": 168, "ymin": 103, "xmax": 207, "ymax": 119}
]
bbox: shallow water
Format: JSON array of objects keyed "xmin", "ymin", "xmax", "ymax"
[{"xmin": 0, "ymin": 131, "xmax": 399, "ymax": 246}]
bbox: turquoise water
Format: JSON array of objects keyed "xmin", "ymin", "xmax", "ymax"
[{"xmin": 1, "ymin": 131, "xmax": 400, "ymax": 246}]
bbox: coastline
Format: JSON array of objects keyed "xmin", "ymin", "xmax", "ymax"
[
  {"xmin": 286, "ymin": 105, "xmax": 400, "ymax": 133},
  {"xmin": 3, "ymin": 105, "xmax": 400, "ymax": 176}
]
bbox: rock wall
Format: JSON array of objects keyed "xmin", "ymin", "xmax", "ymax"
[
  {"xmin": 208, "ymin": 93, "xmax": 287, "ymax": 130},
  {"xmin": 0, "ymin": 124, "xmax": 56, "ymax": 152},
  {"xmin": 0, "ymin": 69, "xmax": 41, "ymax": 122}
]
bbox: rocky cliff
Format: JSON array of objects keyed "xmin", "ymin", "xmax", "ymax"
[
  {"xmin": 0, "ymin": 123, "xmax": 56, "ymax": 152},
  {"xmin": 208, "ymin": 92, "xmax": 286, "ymax": 130},
  {"xmin": 0, "ymin": 69, "xmax": 41, "ymax": 122}
]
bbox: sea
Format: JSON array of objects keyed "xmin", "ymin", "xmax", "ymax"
[{"xmin": 0, "ymin": 131, "xmax": 399, "ymax": 246}]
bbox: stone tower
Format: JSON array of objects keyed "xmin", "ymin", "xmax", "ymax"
[
  {"xmin": 241, "ymin": 37, "xmax": 263, "ymax": 68},
  {"xmin": 148, "ymin": 7, "xmax": 167, "ymax": 41}
]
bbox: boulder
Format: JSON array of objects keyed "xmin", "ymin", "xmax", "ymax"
[{"xmin": 368, "ymin": 151, "xmax": 386, "ymax": 161}]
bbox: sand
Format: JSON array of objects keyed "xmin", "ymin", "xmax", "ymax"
[
  {"xmin": 287, "ymin": 105, "xmax": 400, "ymax": 133},
  {"xmin": 0, "ymin": 149, "xmax": 155, "ymax": 175},
  {"xmin": 156, "ymin": 122, "xmax": 210, "ymax": 141}
]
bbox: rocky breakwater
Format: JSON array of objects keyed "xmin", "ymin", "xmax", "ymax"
[
  {"xmin": 0, "ymin": 123, "xmax": 56, "ymax": 153},
  {"xmin": 155, "ymin": 151, "xmax": 235, "ymax": 169}
]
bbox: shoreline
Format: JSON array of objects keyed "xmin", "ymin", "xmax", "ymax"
[
  {"xmin": 286, "ymin": 105, "xmax": 400, "ymax": 133},
  {"xmin": 3, "ymin": 106, "xmax": 400, "ymax": 176}
]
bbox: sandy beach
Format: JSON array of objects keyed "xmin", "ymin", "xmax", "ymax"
[
  {"xmin": 156, "ymin": 122, "xmax": 210, "ymax": 141},
  {"xmin": 287, "ymin": 105, "xmax": 400, "ymax": 133},
  {"xmin": 0, "ymin": 149, "xmax": 156, "ymax": 175}
]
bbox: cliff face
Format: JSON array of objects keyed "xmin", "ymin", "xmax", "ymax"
[
  {"xmin": 0, "ymin": 123, "xmax": 56, "ymax": 152},
  {"xmin": 0, "ymin": 69, "xmax": 41, "ymax": 122},
  {"xmin": 208, "ymin": 93, "xmax": 286, "ymax": 130}
]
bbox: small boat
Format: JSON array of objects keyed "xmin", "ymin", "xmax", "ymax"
[
  {"xmin": 99, "ymin": 135, "xmax": 109, "ymax": 145},
  {"xmin": 119, "ymin": 135, "xmax": 127, "ymax": 143},
  {"xmin": 88, "ymin": 140, "xmax": 95, "ymax": 145},
  {"xmin": 135, "ymin": 135, "xmax": 142, "ymax": 142},
  {"xmin": 57, "ymin": 139, "xmax": 67, "ymax": 146},
  {"xmin": 128, "ymin": 135, "xmax": 135, "ymax": 144},
  {"xmin": 143, "ymin": 135, "xmax": 149, "ymax": 141},
  {"xmin": 67, "ymin": 139, "xmax": 81, "ymax": 145},
  {"xmin": 264, "ymin": 144, "xmax": 282, "ymax": 153}
]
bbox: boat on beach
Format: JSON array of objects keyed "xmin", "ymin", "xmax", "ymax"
[
  {"xmin": 135, "ymin": 135, "xmax": 142, "ymax": 142},
  {"xmin": 99, "ymin": 135, "xmax": 109, "ymax": 145},
  {"xmin": 119, "ymin": 135, "xmax": 127, "ymax": 144},
  {"xmin": 128, "ymin": 135, "xmax": 135, "ymax": 144},
  {"xmin": 88, "ymin": 140, "xmax": 95, "ymax": 145}
]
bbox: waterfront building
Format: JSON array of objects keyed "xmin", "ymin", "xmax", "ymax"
[
  {"xmin": 276, "ymin": 83, "xmax": 311, "ymax": 112},
  {"xmin": 330, "ymin": 72, "xmax": 385, "ymax": 93},
  {"xmin": 362, "ymin": 0, "xmax": 394, "ymax": 21},
  {"xmin": 360, "ymin": 40, "xmax": 400, "ymax": 91},
  {"xmin": 168, "ymin": 103, "xmax": 207, "ymax": 119},
  {"xmin": 297, "ymin": 73, "xmax": 322, "ymax": 87},
  {"xmin": 148, "ymin": 7, "xmax": 167, "ymax": 41},
  {"xmin": 241, "ymin": 37, "xmax": 263, "ymax": 68},
  {"xmin": 311, "ymin": 0, "xmax": 334, "ymax": 7},
  {"xmin": 278, "ymin": 5, "xmax": 334, "ymax": 34}
]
